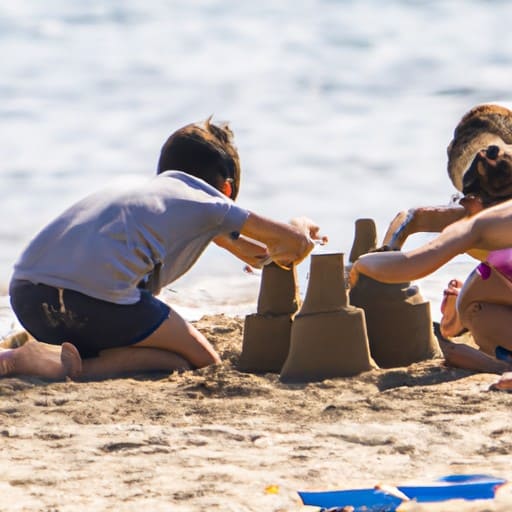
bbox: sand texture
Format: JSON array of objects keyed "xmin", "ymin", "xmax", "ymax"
[{"xmin": 2, "ymin": 314, "xmax": 512, "ymax": 512}]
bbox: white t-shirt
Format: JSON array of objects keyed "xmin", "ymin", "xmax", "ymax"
[{"xmin": 12, "ymin": 171, "xmax": 249, "ymax": 304}]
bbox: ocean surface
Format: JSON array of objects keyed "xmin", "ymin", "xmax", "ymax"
[{"xmin": 2, "ymin": 0, "xmax": 512, "ymax": 337}]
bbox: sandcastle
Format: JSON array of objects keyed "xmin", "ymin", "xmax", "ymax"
[
  {"xmin": 279, "ymin": 252, "xmax": 377, "ymax": 382},
  {"xmin": 240, "ymin": 217, "xmax": 440, "ymax": 381},
  {"xmin": 348, "ymin": 218, "xmax": 441, "ymax": 368},
  {"xmin": 238, "ymin": 263, "xmax": 301, "ymax": 373}
]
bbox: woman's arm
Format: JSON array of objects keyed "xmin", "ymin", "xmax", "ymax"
[
  {"xmin": 469, "ymin": 198, "xmax": 512, "ymax": 249},
  {"xmin": 382, "ymin": 206, "xmax": 466, "ymax": 250},
  {"xmin": 351, "ymin": 216, "xmax": 475, "ymax": 285},
  {"xmin": 351, "ymin": 198, "xmax": 512, "ymax": 286}
]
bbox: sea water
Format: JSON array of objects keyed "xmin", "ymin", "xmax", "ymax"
[{"xmin": 2, "ymin": 0, "xmax": 512, "ymax": 337}]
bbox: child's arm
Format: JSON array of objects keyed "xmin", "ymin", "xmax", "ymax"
[
  {"xmin": 213, "ymin": 234, "xmax": 270, "ymax": 268},
  {"xmin": 219, "ymin": 213, "xmax": 325, "ymax": 269}
]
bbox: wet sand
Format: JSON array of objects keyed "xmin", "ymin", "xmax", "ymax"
[{"xmin": 1, "ymin": 314, "xmax": 512, "ymax": 512}]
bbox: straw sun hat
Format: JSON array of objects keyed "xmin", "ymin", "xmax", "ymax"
[{"xmin": 447, "ymin": 103, "xmax": 512, "ymax": 192}]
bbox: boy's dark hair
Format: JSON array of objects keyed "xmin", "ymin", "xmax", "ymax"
[{"xmin": 157, "ymin": 117, "xmax": 241, "ymax": 200}]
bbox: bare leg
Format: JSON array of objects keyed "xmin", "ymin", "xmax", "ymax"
[
  {"xmin": 439, "ymin": 279, "xmax": 465, "ymax": 338},
  {"xmin": 461, "ymin": 302, "xmax": 512, "ymax": 356},
  {"xmin": 455, "ymin": 267, "xmax": 512, "ymax": 355},
  {"xmin": 458, "ymin": 267, "xmax": 512, "ymax": 309},
  {"xmin": 490, "ymin": 372, "xmax": 512, "ymax": 391},
  {"xmin": 0, "ymin": 340, "xmax": 81, "ymax": 380},
  {"xmin": 438, "ymin": 339, "xmax": 511, "ymax": 374},
  {"xmin": 75, "ymin": 307, "xmax": 218, "ymax": 380},
  {"xmin": 80, "ymin": 346, "xmax": 191, "ymax": 381},
  {"xmin": 133, "ymin": 307, "xmax": 220, "ymax": 367},
  {"xmin": 437, "ymin": 267, "xmax": 512, "ymax": 378}
]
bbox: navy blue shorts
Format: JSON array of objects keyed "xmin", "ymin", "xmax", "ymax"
[{"xmin": 9, "ymin": 279, "xmax": 170, "ymax": 359}]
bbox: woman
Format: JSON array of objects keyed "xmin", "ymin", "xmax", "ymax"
[
  {"xmin": 351, "ymin": 147, "xmax": 512, "ymax": 389},
  {"xmin": 352, "ymin": 103, "xmax": 512, "ymax": 389}
]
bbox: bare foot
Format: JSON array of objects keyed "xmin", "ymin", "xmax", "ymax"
[
  {"xmin": 490, "ymin": 372, "xmax": 512, "ymax": 391},
  {"xmin": 61, "ymin": 342, "xmax": 82, "ymax": 379},
  {"xmin": 440, "ymin": 279, "xmax": 466, "ymax": 338},
  {"xmin": 0, "ymin": 330, "xmax": 30, "ymax": 348},
  {"xmin": 0, "ymin": 348, "xmax": 16, "ymax": 375},
  {"xmin": 0, "ymin": 340, "xmax": 82, "ymax": 380}
]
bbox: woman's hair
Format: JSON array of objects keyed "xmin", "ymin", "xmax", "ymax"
[
  {"xmin": 447, "ymin": 103, "xmax": 512, "ymax": 192},
  {"xmin": 157, "ymin": 118, "xmax": 241, "ymax": 200}
]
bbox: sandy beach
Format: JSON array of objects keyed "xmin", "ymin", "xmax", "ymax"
[{"xmin": 1, "ymin": 314, "xmax": 512, "ymax": 512}]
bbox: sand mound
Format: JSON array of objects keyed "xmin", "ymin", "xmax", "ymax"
[{"xmin": 1, "ymin": 314, "xmax": 512, "ymax": 511}]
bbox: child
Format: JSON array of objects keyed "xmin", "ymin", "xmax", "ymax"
[{"xmin": 1, "ymin": 118, "xmax": 325, "ymax": 380}]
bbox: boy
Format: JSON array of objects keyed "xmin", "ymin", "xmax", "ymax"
[{"xmin": 2, "ymin": 118, "xmax": 325, "ymax": 380}]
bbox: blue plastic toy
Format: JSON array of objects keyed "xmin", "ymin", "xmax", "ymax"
[{"xmin": 298, "ymin": 474, "xmax": 506, "ymax": 511}]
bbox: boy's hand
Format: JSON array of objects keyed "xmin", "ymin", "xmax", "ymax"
[
  {"xmin": 239, "ymin": 212, "xmax": 327, "ymax": 270},
  {"xmin": 269, "ymin": 217, "xmax": 328, "ymax": 268},
  {"xmin": 289, "ymin": 217, "xmax": 329, "ymax": 246}
]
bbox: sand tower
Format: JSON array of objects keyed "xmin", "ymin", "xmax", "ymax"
[
  {"xmin": 280, "ymin": 252, "xmax": 377, "ymax": 382},
  {"xmin": 238, "ymin": 263, "xmax": 301, "ymax": 373},
  {"xmin": 348, "ymin": 218, "xmax": 441, "ymax": 368}
]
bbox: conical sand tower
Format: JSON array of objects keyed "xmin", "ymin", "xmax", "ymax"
[
  {"xmin": 280, "ymin": 252, "xmax": 377, "ymax": 382},
  {"xmin": 238, "ymin": 263, "xmax": 301, "ymax": 373},
  {"xmin": 348, "ymin": 218, "xmax": 441, "ymax": 368}
]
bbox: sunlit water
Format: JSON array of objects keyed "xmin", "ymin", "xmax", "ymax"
[{"xmin": 2, "ymin": 0, "xmax": 512, "ymax": 337}]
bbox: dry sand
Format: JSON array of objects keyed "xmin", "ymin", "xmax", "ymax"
[{"xmin": 2, "ymin": 314, "xmax": 512, "ymax": 512}]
